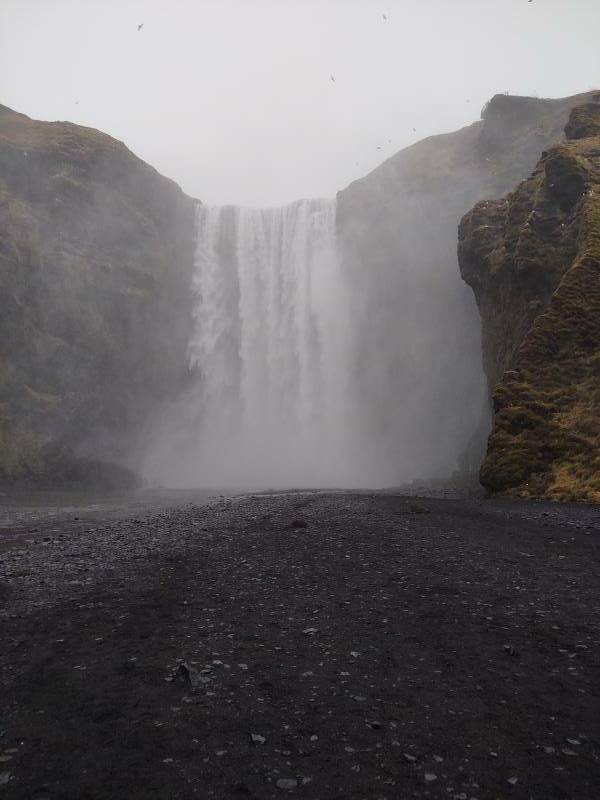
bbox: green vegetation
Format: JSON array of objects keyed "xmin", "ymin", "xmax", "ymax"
[{"xmin": 461, "ymin": 104, "xmax": 600, "ymax": 502}]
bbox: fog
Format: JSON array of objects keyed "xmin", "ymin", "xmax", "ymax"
[
  {"xmin": 1, "ymin": 0, "xmax": 599, "ymax": 207},
  {"xmin": 2, "ymin": 1, "xmax": 599, "ymax": 491}
]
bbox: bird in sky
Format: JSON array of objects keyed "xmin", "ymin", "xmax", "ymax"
[
  {"xmin": 137, "ymin": 23, "xmax": 144, "ymax": 31},
  {"xmin": 382, "ymin": 13, "xmax": 387, "ymax": 21},
  {"xmin": 330, "ymin": 73, "xmax": 335, "ymax": 83}
]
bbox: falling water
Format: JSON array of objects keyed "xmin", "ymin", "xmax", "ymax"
[{"xmin": 167, "ymin": 198, "xmax": 366, "ymax": 488}]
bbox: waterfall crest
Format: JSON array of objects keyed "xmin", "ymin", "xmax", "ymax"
[{"xmin": 163, "ymin": 198, "xmax": 367, "ymax": 488}]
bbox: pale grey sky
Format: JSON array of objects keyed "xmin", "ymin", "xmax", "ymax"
[{"xmin": 1, "ymin": 0, "xmax": 599, "ymax": 206}]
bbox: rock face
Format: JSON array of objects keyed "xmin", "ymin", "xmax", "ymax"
[
  {"xmin": 0, "ymin": 105, "xmax": 196, "ymax": 485},
  {"xmin": 458, "ymin": 100, "xmax": 600, "ymax": 502},
  {"xmin": 336, "ymin": 91, "xmax": 598, "ymax": 483}
]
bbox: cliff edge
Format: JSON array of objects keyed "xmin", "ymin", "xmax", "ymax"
[
  {"xmin": 336, "ymin": 90, "xmax": 599, "ymax": 483},
  {"xmin": 458, "ymin": 99, "xmax": 600, "ymax": 502},
  {"xmin": 0, "ymin": 105, "xmax": 196, "ymax": 485}
]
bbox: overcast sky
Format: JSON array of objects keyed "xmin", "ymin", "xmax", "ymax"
[{"xmin": 1, "ymin": 0, "xmax": 599, "ymax": 206}]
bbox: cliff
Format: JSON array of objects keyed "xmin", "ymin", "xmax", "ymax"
[
  {"xmin": 458, "ymin": 100, "xmax": 600, "ymax": 502},
  {"xmin": 336, "ymin": 90, "xmax": 600, "ymax": 484},
  {"xmin": 0, "ymin": 105, "xmax": 196, "ymax": 485}
]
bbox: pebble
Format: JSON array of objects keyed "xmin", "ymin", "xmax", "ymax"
[
  {"xmin": 276, "ymin": 778, "xmax": 298, "ymax": 789},
  {"xmin": 424, "ymin": 773, "xmax": 437, "ymax": 782},
  {"xmin": 251, "ymin": 734, "xmax": 266, "ymax": 744},
  {"xmin": 0, "ymin": 773, "xmax": 10, "ymax": 786}
]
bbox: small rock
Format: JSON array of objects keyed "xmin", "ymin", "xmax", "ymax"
[
  {"xmin": 302, "ymin": 627, "xmax": 318, "ymax": 636},
  {"xmin": 0, "ymin": 773, "xmax": 10, "ymax": 786},
  {"xmin": 276, "ymin": 778, "xmax": 298, "ymax": 789},
  {"xmin": 289, "ymin": 519, "xmax": 308, "ymax": 529},
  {"xmin": 403, "ymin": 753, "xmax": 417, "ymax": 763},
  {"xmin": 424, "ymin": 773, "xmax": 437, "ymax": 782},
  {"xmin": 251, "ymin": 734, "xmax": 266, "ymax": 745},
  {"xmin": 508, "ymin": 776, "xmax": 518, "ymax": 786}
]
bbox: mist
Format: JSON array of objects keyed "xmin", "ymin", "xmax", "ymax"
[{"xmin": 2, "ymin": 1, "xmax": 599, "ymax": 491}]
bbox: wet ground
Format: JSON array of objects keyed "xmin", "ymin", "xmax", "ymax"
[{"xmin": 0, "ymin": 490, "xmax": 598, "ymax": 799}]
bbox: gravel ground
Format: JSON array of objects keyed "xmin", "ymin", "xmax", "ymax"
[{"xmin": 0, "ymin": 491, "xmax": 598, "ymax": 800}]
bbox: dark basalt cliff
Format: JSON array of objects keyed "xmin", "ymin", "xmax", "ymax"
[
  {"xmin": 0, "ymin": 105, "xmax": 196, "ymax": 485},
  {"xmin": 336, "ymin": 91, "xmax": 598, "ymax": 482},
  {"xmin": 458, "ymin": 100, "xmax": 600, "ymax": 502}
]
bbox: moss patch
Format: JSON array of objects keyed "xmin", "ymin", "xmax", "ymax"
[{"xmin": 459, "ymin": 105, "xmax": 600, "ymax": 502}]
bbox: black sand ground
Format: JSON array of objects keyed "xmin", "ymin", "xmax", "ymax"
[{"xmin": 0, "ymin": 491, "xmax": 598, "ymax": 799}]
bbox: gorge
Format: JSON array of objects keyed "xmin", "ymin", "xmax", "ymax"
[{"xmin": 1, "ymin": 91, "xmax": 598, "ymax": 498}]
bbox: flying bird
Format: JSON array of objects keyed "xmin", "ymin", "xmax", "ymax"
[
  {"xmin": 137, "ymin": 23, "xmax": 144, "ymax": 30},
  {"xmin": 330, "ymin": 73, "xmax": 335, "ymax": 83},
  {"xmin": 382, "ymin": 13, "xmax": 387, "ymax": 20}
]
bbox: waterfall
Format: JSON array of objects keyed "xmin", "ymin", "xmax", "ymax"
[{"xmin": 173, "ymin": 197, "xmax": 363, "ymax": 488}]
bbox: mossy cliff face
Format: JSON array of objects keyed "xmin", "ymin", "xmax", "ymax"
[
  {"xmin": 0, "ymin": 105, "xmax": 196, "ymax": 484},
  {"xmin": 458, "ymin": 101, "xmax": 600, "ymax": 502},
  {"xmin": 336, "ymin": 91, "xmax": 599, "ymax": 482}
]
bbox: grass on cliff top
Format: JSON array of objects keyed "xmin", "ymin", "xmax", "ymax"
[{"xmin": 0, "ymin": 106, "xmax": 124, "ymax": 157}]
